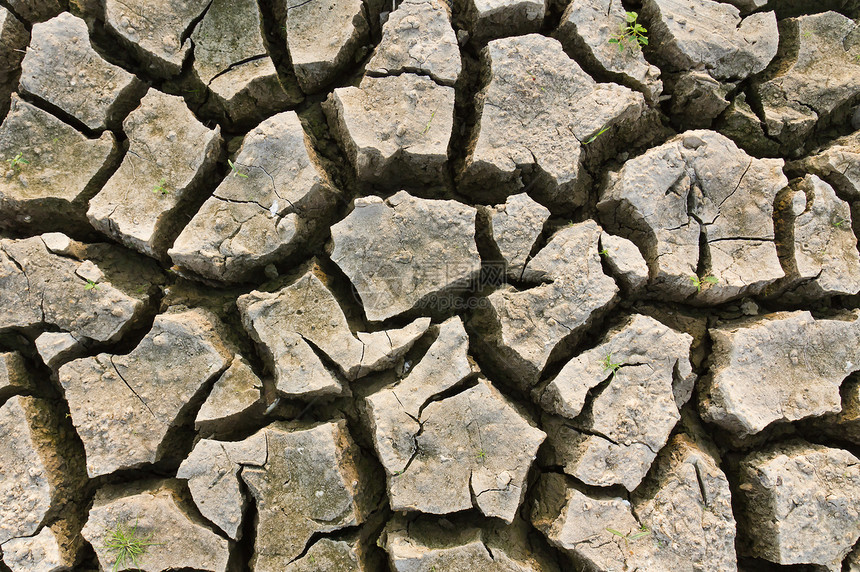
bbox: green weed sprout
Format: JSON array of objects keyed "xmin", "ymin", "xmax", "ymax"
[
  {"xmin": 105, "ymin": 520, "xmax": 161, "ymax": 572},
  {"xmin": 7, "ymin": 152, "xmax": 29, "ymax": 171},
  {"xmin": 606, "ymin": 525, "xmax": 651, "ymax": 543},
  {"xmin": 228, "ymin": 159, "xmax": 249, "ymax": 178},
  {"xmin": 421, "ymin": 110, "xmax": 437, "ymax": 134},
  {"xmin": 84, "ymin": 279, "xmax": 99, "ymax": 291},
  {"xmin": 602, "ymin": 353, "xmax": 622, "ymax": 375},
  {"xmin": 690, "ymin": 275, "xmax": 719, "ymax": 292},
  {"xmin": 584, "ymin": 126, "xmax": 610, "ymax": 145},
  {"xmin": 832, "ymin": 216, "xmax": 849, "ymax": 229},
  {"xmin": 609, "ymin": 12, "xmax": 648, "ymax": 52},
  {"xmin": 152, "ymin": 178, "xmax": 169, "ymax": 195},
  {"xmin": 476, "ymin": 449, "xmax": 487, "ymax": 461}
]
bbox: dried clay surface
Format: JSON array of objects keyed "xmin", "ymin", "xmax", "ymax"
[{"xmin": 1, "ymin": 1, "xmax": 860, "ymax": 571}]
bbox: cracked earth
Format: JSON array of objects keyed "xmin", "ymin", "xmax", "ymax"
[{"xmin": 1, "ymin": 0, "xmax": 860, "ymax": 570}]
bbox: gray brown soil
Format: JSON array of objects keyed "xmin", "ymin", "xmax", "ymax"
[{"xmin": 1, "ymin": 0, "xmax": 860, "ymax": 571}]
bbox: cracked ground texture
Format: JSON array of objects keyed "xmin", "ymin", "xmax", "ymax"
[{"xmin": 1, "ymin": 0, "xmax": 860, "ymax": 570}]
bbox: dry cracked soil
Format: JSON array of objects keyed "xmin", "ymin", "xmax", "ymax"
[{"xmin": 1, "ymin": 0, "xmax": 860, "ymax": 570}]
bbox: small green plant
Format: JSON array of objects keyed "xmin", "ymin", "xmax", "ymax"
[
  {"xmin": 7, "ymin": 152, "xmax": 29, "ymax": 171},
  {"xmin": 832, "ymin": 216, "xmax": 849, "ymax": 229},
  {"xmin": 105, "ymin": 520, "xmax": 161, "ymax": 572},
  {"xmin": 609, "ymin": 11, "xmax": 648, "ymax": 52},
  {"xmin": 84, "ymin": 279, "xmax": 100, "ymax": 291},
  {"xmin": 228, "ymin": 159, "xmax": 249, "ymax": 179},
  {"xmin": 476, "ymin": 449, "xmax": 487, "ymax": 461},
  {"xmin": 599, "ymin": 248, "xmax": 609, "ymax": 256},
  {"xmin": 689, "ymin": 274, "xmax": 719, "ymax": 292},
  {"xmin": 421, "ymin": 110, "xmax": 437, "ymax": 134},
  {"xmin": 602, "ymin": 353, "xmax": 622, "ymax": 375},
  {"xmin": 584, "ymin": 126, "xmax": 610, "ymax": 145},
  {"xmin": 152, "ymin": 178, "xmax": 169, "ymax": 195},
  {"xmin": 606, "ymin": 525, "xmax": 651, "ymax": 543}
]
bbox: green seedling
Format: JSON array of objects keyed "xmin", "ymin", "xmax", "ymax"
[
  {"xmin": 602, "ymin": 353, "xmax": 622, "ymax": 375},
  {"xmin": 689, "ymin": 275, "xmax": 719, "ymax": 292},
  {"xmin": 7, "ymin": 152, "xmax": 29, "ymax": 171},
  {"xmin": 105, "ymin": 520, "xmax": 161, "ymax": 572},
  {"xmin": 609, "ymin": 11, "xmax": 648, "ymax": 52},
  {"xmin": 421, "ymin": 110, "xmax": 437, "ymax": 134},
  {"xmin": 599, "ymin": 248, "xmax": 609, "ymax": 256},
  {"xmin": 152, "ymin": 178, "xmax": 169, "ymax": 195},
  {"xmin": 84, "ymin": 279, "xmax": 99, "ymax": 291},
  {"xmin": 584, "ymin": 126, "xmax": 610, "ymax": 145},
  {"xmin": 476, "ymin": 449, "xmax": 487, "ymax": 461},
  {"xmin": 606, "ymin": 525, "xmax": 651, "ymax": 543},
  {"xmin": 228, "ymin": 159, "xmax": 249, "ymax": 178},
  {"xmin": 832, "ymin": 217, "xmax": 849, "ymax": 229}
]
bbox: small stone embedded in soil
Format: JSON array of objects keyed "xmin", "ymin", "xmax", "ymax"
[
  {"xmin": 642, "ymin": 0, "xmax": 778, "ymax": 81},
  {"xmin": 598, "ymin": 130, "xmax": 787, "ymax": 304},
  {"xmin": 88, "ymin": 89, "xmax": 222, "ymax": 259},
  {"xmin": 240, "ymin": 420, "xmax": 377, "ymax": 568},
  {"xmin": 484, "ymin": 192, "xmax": 550, "ymax": 280},
  {"xmin": 751, "ymin": 11, "xmax": 860, "ymax": 151},
  {"xmin": 0, "ymin": 351, "xmax": 32, "ymax": 399},
  {"xmin": 796, "ymin": 130, "xmax": 860, "ymax": 200},
  {"xmin": 58, "ymin": 309, "xmax": 233, "ymax": 477},
  {"xmin": 330, "ymin": 191, "xmax": 480, "ymax": 321},
  {"xmin": 0, "ymin": 235, "xmax": 147, "ymax": 342},
  {"xmin": 738, "ymin": 441, "xmax": 860, "ymax": 569},
  {"xmin": 470, "ymin": 220, "xmax": 618, "ymax": 388},
  {"xmin": 459, "ymin": 34, "xmax": 646, "ymax": 208},
  {"xmin": 81, "ymin": 480, "xmax": 231, "ymax": 572},
  {"xmin": 18, "ymin": 12, "xmax": 144, "ymax": 131},
  {"xmin": 1, "ymin": 525, "xmax": 73, "ymax": 572},
  {"xmin": 324, "ymin": 74, "xmax": 455, "ymax": 188},
  {"xmin": 104, "ymin": 0, "xmax": 210, "ymax": 77},
  {"xmin": 669, "ymin": 70, "xmax": 734, "ymax": 129},
  {"xmin": 34, "ymin": 331, "xmax": 85, "ymax": 370},
  {"xmin": 599, "ymin": 232, "xmax": 649, "ymax": 292},
  {"xmin": 169, "ymin": 111, "xmax": 336, "ymax": 282},
  {"xmin": 557, "ymin": 0, "xmax": 663, "ymax": 100},
  {"xmin": 367, "ymin": 0, "xmax": 461, "ymax": 86},
  {"xmin": 532, "ymin": 435, "xmax": 737, "ymax": 572},
  {"xmin": 387, "ymin": 377, "xmax": 545, "ymax": 522},
  {"xmin": 194, "ymin": 356, "xmax": 263, "ymax": 432},
  {"xmin": 279, "ymin": 0, "xmax": 371, "ymax": 93},
  {"xmin": 455, "ymin": 0, "xmax": 546, "ymax": 44},
  {"xmin": 699, "ymin": 310, "xmax": 860, "ymax": 437},
  {"xmin": 781, "ymin": 174, "xmax": 860, "ymax": 298},
  {"xmin": 191, "ymin": 0, "xmax": 299, "ymax": 124},
  {"xmin": 177, "ymin": 431, "xmax": 267, "ymax": 540}
]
